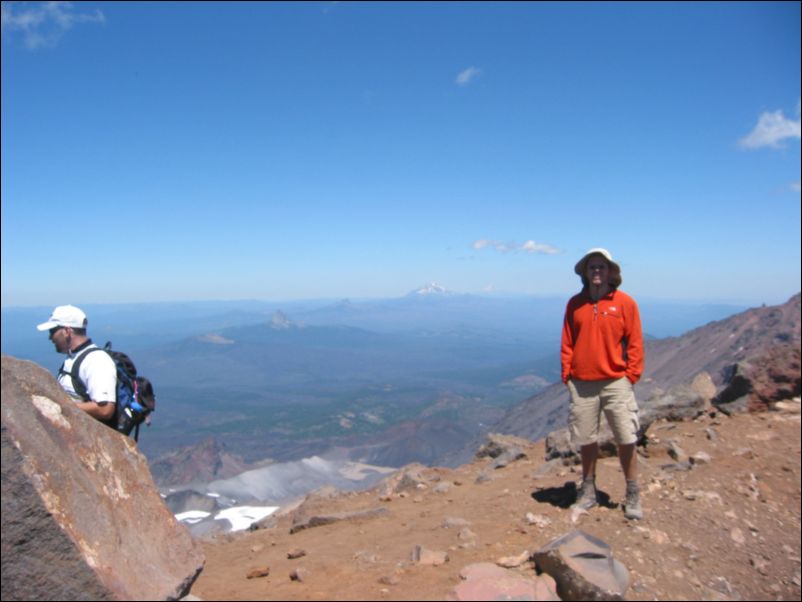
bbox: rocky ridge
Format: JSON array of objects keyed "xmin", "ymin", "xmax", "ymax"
[{"xmin": 150, "ymin": 436, "xmax": 265, "ymax": 488}]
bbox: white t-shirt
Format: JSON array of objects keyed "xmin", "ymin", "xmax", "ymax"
[{"xmin": 59, "ymin": 344, "xmax": 117, "ymax": 404}]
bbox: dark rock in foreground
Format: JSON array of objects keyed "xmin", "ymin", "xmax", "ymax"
[{"xmin": 1, "ymin": 355, "xmax": 204, "ymax": 601}]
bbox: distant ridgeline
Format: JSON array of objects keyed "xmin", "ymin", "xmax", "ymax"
[
  {"xmin": 0, "ymin": 293, "xmax": 783, "ymax": 476},
  {"xmin": 152, "ymin": 295, "xmax": 798, "ymax": 492}
]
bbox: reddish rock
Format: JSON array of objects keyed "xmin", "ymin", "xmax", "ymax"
[
  {"xmin": 411, "ymin": 545, "xmax": 449, "ymax": 566},
  {"xmin": 714, "ymin": 345, "xmax": 801, "ymax": 413},
  {"xmin": 1, "ymin": 355, "xmax": 204, "ymax": 601},
  {"xmin": 289, "ymin": 507, "xmax": 389, "ymax": 534},
  {"xmin": 448, "ymin": 563, "xmax": 559, "ymax": 601},
  {"xmin": 246, "ymin": 566, "xmax": 271, "ymax": 579}
]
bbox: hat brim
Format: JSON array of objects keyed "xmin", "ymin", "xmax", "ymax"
[
  {"xmin": 36, "ymin": 320, "xmax": 59, "ymax": 331},
  {"xmin": 574, "ymin": 251, "xmax": 622, "ymax": 288},
  {"xmin": 574, "ymin": 253, "xmax": 621, "ymax": 276}
]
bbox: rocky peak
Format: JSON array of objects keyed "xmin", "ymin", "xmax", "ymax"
[
  {"xmin": 149, "ymin": 436, "xmax": 255, "ymax": 488},
  {"xmin": 270, "ymin": 310, "xmax": 293, "ymax": 329}
]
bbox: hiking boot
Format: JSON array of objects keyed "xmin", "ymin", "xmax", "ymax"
[
  {"xmin": 624, "ymin": 483, "xmax": 643, "ymax": 520},
  {"xmin": 572, "ymin": 479, "xmax": 598, "ymax": 511}
]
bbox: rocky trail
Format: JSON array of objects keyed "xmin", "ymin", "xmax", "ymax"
[{"xmin": 190, "ymin": 399, "xmax": 801, "ymax": 601}]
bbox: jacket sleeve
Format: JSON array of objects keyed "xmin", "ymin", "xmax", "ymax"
[
  {"xmin": 624, "ymin": 297, "xmax": 644, "ymax": 384},
  {"xmin": 560, "ymin": 302, "xmax": 574, "ymax": 384}
]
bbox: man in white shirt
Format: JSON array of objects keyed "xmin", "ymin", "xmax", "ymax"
[{"xmin": 37, "ymin": 305, "xmax": 117, "ymax": 422}]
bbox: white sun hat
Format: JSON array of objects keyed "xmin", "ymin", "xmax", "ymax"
[{"xmin": 574, "ymin": 248, "xmax": 622, "ymax": 288}]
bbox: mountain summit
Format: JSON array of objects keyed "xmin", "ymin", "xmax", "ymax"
[
  {"xmin": 270, "ymin": 310, "xmax": 293, "ymax": 330},
  {"xmin": 408, "ymin": 282, "xmax": 457, "ymax": 297}
]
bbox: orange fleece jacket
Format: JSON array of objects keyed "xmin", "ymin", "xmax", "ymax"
[{"xmin": 561, "ymin": 289, "xmax": 644, "ymax": 384}]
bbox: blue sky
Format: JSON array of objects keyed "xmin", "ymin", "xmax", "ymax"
[{"xmin": 2, "ymin": 1, "xmax": 800, "ymax": 307}]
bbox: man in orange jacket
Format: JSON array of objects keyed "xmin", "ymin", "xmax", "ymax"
[{"xmin": 561, "ymin": 248, "xmax": 644, "ymax": 519}]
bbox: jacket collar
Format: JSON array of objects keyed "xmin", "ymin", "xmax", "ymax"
[{"xmin": 582, "ymin": 288, "xmax": 617, "ymax": 303}]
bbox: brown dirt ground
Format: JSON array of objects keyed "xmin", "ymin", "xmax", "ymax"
[{"xmin": 190, "ymin": 401, "xmax": 801, "ymax": 601}]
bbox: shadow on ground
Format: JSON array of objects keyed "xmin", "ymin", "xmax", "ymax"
[{"xmin": 531, "ymin": 481, "xmax": 615, "ymax": 509}]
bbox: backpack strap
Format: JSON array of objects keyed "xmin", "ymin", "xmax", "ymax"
[{"xmin": 58, "ymin": 347, "xmax": 105, "ymax": 402}]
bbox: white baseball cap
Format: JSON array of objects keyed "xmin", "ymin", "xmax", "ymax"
[{"xmin": 36, "ymin": 305, "xmax": 88, "ymax": 331}]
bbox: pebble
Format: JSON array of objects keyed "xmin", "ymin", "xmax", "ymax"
[
  {"xmin": 496, "ymin": 550, "xmax": 530, "ymax": 568},
  {"xmin": 246, "ymin": 566, "xmax": 270, "ymax": 579},
  {"xmin": 525, "ymin": 512, "xmax": 551, "ymax": 528},
  {"xmin": 730, "ymin": 527, "xmax": 746, "ymax": 545}
]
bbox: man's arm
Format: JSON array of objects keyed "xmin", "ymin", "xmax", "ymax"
[
  {"xmin": 560, "ymin": 303, "xmax": 575, "ymax": 383},
  {"xmin": 76, "ymin": 400, "xmax": 116, "ymax": 421},
  {"xmin": 624, "ymin": 297, "xmax": 644, "ymax": 384}
]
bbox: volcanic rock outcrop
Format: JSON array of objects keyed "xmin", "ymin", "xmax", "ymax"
[{"xmin": 1, "ymin": 356, "xmax": 204, "ymax": 601}]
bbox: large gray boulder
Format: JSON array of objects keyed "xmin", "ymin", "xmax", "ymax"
[
  {"xmin": 533, "ymin": 530, "xmax": 629, "ymax": 601},
  {"xmin": 1, "ymin": 355, "xmax": 204, "ymax": 601}
]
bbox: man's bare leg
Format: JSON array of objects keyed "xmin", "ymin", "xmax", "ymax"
[
  {"xmin": 618, "ymin": 443, "xmax": 642, "ymax": 519},
  {"xmin": 574, "ymin": 443, "xmax": 600, "ymax": 510}
]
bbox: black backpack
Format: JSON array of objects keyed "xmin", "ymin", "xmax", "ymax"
[{"xmin": 60, "ymin": 342, "xmax": 156, "ymax": 441}]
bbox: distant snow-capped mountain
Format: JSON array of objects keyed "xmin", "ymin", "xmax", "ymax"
[{"xmin": 409, "ymin": 282, "xmax": 457, "ymax": 297}]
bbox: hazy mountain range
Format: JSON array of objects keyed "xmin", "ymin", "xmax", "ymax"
[
  {"xmin": 154, "ymin": 291, "xmax": 799, "ymax": 535},
  {"xmin": 1, "ymin": 286, "xmax": 759, "ymax": 476}
]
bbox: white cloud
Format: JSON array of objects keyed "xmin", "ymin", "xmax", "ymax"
[
  {"xmin": 1, "ymin": 1, "xmax": 105, "ymax": 49},
  {"xmin": 472, "ymin": 239, "xmax": 494, "ymax": 250},
  {"xmin": 456, "ymin": 66, "xmax": 482, "ymax": 86},
  {"xmin": 472, "ymin": 239, "xmax": 561, "ymax": 255},
  {"xmin": 738, "ymin": 100, "xmax": 801, "ymax": 149},
  {"xmin": 520, "ymin": 240, "xmax": 561, "ymax": 254},
  {"xmin": 790, "ymin": 181, "xmax": 801, "ymax": 193}
]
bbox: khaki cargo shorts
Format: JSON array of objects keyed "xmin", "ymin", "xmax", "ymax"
[{"xmin": 567, "ymin": 377, "xmax": 640, "ymax": 447}]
